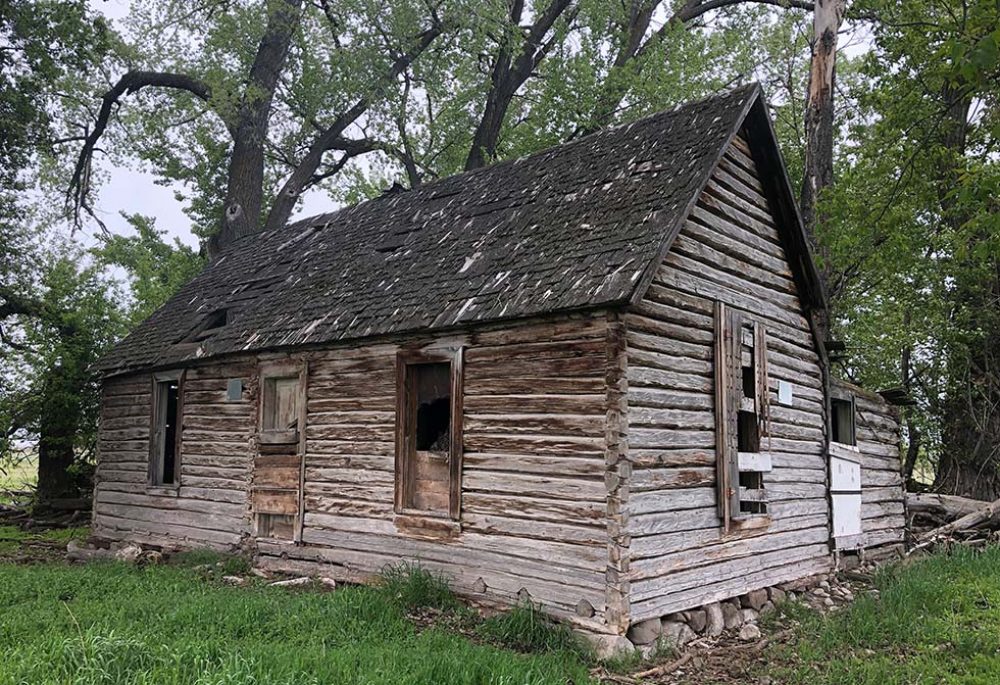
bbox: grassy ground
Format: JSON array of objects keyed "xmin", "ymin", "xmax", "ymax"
[
  {"xmin": 753, "ymin": 546, "xmax": 1000, "ymax": 685},
  {"xmin": 0, "ymin": 551, "xmax": 593, "ymax": 685},
  {"xmin": 0, "ymin": 454, "xmax": 37, "ymax": 495}
]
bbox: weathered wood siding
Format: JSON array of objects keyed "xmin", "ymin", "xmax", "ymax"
[
  {"xmin": 623, "ymin": 136, "xmax": 832, "ymax": 623},
  {"xmin": 852, "ymin": 386, "xmax": 906, "ymax": 549},
  {"xmin": 253, "ymin": 314, "xmax": 616, "ymax": 632},
  {"xmin": 94, "ymin": 363, "xmax": 253, "ymax": 549}
]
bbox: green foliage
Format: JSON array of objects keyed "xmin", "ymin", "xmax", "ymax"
[
  {"xmin": 0, "ymin": 560, "xmax": 591, "ymax": 684},
  {"xmin": 93, "ymin": 214, "xmax": 205, "ymax": 326},
  {"xmin": 377, "ymin": 562, "xmax": 460, "ymax": 612},
  {"xmin": 477, "ymin": 601, "xmax": 588, "ymax": 658},
  {"xmin": 759, "ymin": 547, "xmax": 1000, "ymax": 683}
]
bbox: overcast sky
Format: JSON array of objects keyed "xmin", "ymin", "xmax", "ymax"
[{"xmin": 86, "ymin": 0, "xmax": 341, "ymax": 249}]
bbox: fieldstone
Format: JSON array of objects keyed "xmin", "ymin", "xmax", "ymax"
[
  {"xmin": 812, "ymin": 587, "xmax": 829, "ymax": 598},
  {"xmin": 627, "ymin": 618, "xmax": 662, "ymax": 645},
  {"xmin": 819, "ymin": 580, "xmax": 831, "ymax": 591},
  {"xmin": 251, "ymin": 568, "xmax": 271, "ymax": 579},
  {"xmin": 687, "ymin": 608, "xmax": 708, "ymax": 633},
  {"xmin": 665, "ymin": 612, "xmax": 688, "ymax": 623},
  {"xmin": 318, "ymin": 577, "xmax": 337, "ymax": 589},
  {"xmin": 588, "ymin": 634, "xmax": 635, "ymax": 661},
  {"xmin": 744, "ymin": 589, "xmax": 769, "ymax": 611},
  {"xmin": 823, "ymin": 597, "xmax": 835, "ymax": 608},
  {"xmin": 660, "ymin": 621, "xmax": 696, "ymax": 649},
  {"xmin": 768, "ymin": 587, "xmax": 787, "ymax": 604},
  {"xmin": 222, "ymin": 575, "xmax": 246, "ymax": 586},
  {"xmin": 722, "ymin": 602, "xmax": 743, "ymax": 630},
  {"xmin": 759, "ymin": 601, "xmax": 776, "ymax": 616},
  {"xmin": 741, "ymin": 608, "xmax": 759, "ymax": 624},
  {"xmin": 141, "ymin": 550, "xmax": 164, "ymax": 565},
  {"xmin": 738, "ymin": 624, "xmax": 762, "ymax": 641},
  {"xmin": 114, "ymin": 544, "xmax": 142, "ymax": 564},
  {"xmin": 705, "ymin": 602, "xmax": 725, "ymax": 637}
]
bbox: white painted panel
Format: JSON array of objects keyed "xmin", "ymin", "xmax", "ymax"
[
  {"xmin": 738, "ymin": 451, "xmax": 772, "ymax": 472},
  {"xmin": 830, "ymin": 455, "xmax": 861, "ymax": 491},
  {"xmin": 832, "ymin": 493, "xmax": 862, "ymax": 539}
]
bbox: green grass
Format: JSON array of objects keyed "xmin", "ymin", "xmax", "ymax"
[
  {"xmin": 0, "ymin": 455, "xmax": 36, "ymax": 495},
  {"xmin": 758, "ymin": 546, "xmax": 1000, "ymax": 684},
  {"xmin": 0, "ymin": 525, "xmax": 88, "ymax": 556},
  {"xmin": 0, "ymin": 557, "xmax": 593, "ymax": 684},
  {"xmin": 477, "ymin": 601, "xmax": 588, "ymax": 658}
]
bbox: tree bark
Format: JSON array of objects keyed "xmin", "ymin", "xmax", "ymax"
[
  {"xmin": 799, "ymin": 0, "xmax": 845, "ymax": 341},
  {"xmin": 464, "ymin": 0, "xmax": 575, "ymax": 170},
  {"xmin": 209, "ymin": 0, "xmax": 304, "ymax": 256},
  {"xmin": 799, "ymin": 0, "xmax": 846, "ymax": 235},
  {"xmin": 264, "ymin": 22, "xmax": 444, "ymax": 232}
]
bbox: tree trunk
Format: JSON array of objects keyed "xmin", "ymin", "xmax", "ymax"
[
  {"xmin": 35, "ymin": 369, "xmax": 83, "ymax": 504},
  {"xmin": 931, "ymin": 84, "xmax": 1000, "ymax": 500},
  {"xmin": 800, "ymin": 0, "xmax": 845, "ymax": 336},
  {"xmin": 209, "ymin": 0, "xmax": 303, "ymax": 257}
]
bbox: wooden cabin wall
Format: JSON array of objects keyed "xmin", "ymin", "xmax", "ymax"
[
  {"xmin": 254, "ymin": 313, "xmax": 617, "ymax": 632},
  {"xmin": 622, "ymin": 136, "xmax": 832, "ymax": 624},
  {"xmin": 853, "ymin": 389, "xmax": 906, "ymax": 549},
  {"xmin": 93, "ymin": 363, "xmax": 253, "ymax": 549}
]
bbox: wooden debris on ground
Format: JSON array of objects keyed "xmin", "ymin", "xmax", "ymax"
[{"xmin": 908, "ymin": 493, "xmax": 1000, "ymax": 554}]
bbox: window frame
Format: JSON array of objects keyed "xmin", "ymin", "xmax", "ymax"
[
  {"xmin": 394, "ymin": 347, "xmax": 464, "ymax": 521},
  {"xmin": 830, "ymin": 388, "xmax": 858, "ymax": 447},
  {"xmin": 148, "ymin": 370, "xmax": 184, "ymax": 489},
  {"xmin": 257, "ymin": 360, "xmax": 303, "ymax": 446},
  {"xmin": 714, "ymin": 303, "xmax": 772, "ymax": 531}
]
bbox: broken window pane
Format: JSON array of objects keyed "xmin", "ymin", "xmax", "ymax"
[{"xmin": 414, "ymin": 363, "xmax": 451, "ymax": 451}]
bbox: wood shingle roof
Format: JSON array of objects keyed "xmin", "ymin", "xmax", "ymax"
[{"xmin": 98, "ymin": 84, "xmax": 812, "ymax": 377}]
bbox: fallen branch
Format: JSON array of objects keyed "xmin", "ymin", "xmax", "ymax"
[
  {"xmin": 632, "ymin": 651, "xmax": 693, "ymax": 679},
  {"xmin": 916, "ymin": 495, "xmax": 1000, "ymax": 544},
  {"xmin": 907, "ymin": 492, "xmax": 986, "ymax": 520}
]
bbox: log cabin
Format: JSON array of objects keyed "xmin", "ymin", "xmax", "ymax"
[{"xmin": 92, "ymin": 84, "xmax": 906, "ymax": 639}]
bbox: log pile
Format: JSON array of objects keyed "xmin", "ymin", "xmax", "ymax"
[{"xmin": 907, "ymin": 492, "xmax": 1000, "ymax": 553}]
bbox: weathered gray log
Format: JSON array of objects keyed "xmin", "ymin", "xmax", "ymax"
[
  {"xmin": 907, "ymin": 492, "xmax": 985, "ymax": 521},
  {"xmin": 917, "ymin": 495, "xmax": 1000, "ymax": 542}
]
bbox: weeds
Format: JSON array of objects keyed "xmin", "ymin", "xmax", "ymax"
[
  {"xmin": 478, "ymin": 601, "xmax": 588, "ymax": 658},
  {"xmin": 378, "ymin": 562, "xmax": 460, "ymax": 612}
]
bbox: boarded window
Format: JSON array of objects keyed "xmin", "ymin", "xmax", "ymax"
[
  {"xmin": 257, "ymin": 513, "xmax": 295, "ymax": 540},
  {"xmin": 260, "ymin": 374, "xmax": 300, "ymax": 444},
  {"xmin": 831, "ymin": 396, "xmax": 856, "ymax": 445},
  {"xmin": 395, "ymin": 350, "xmax": 463, "ymax": 519},
  {"xmin": 715, "ymin": 304, "xmax": 771, "ymax": 528},
  {"xmin": 150, "ymin": 372, "xmax": 183, "ymax": 486}
]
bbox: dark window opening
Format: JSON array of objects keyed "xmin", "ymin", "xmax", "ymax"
[
  {"xmin": 831, "ymin": 397, "xmax": 856, "ymax": 445},
  {"xmin": 152, "ymin": 379, "xmax": 179, "ymax": 485},
  {"xmin": 737, "ymin": 410, "xmax": 760, "ymax": 453},
  {"xmin": 742, "ymin": 365, "xmax": 756, "ymax": 398},
  {"xmin": 414, "ymin": 363, "xmax": 451, "ymax": 451}
]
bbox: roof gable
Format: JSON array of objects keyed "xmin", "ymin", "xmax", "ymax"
[{"xmin": 97, "ymin": 84, "xmax": 820, "ymax": 377}]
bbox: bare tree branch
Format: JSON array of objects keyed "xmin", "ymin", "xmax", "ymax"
[
  {"xmin": 66, "ymin": 70, "xmax": 215, "ymax": 230},
  {"xmin": 265, "ymin": 20, "xmax": 445, "ymax": 232},
  {"xmin": 464, "ymin": 0, "xmax": 576, "ymax": 170}
]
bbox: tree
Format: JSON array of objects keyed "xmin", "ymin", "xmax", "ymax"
[{"xmin": 821, "ymin": 0, "xmax": 999, "ymax": 496}]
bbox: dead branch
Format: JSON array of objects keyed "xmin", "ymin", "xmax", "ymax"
[{"xmin": 66, "ymin": 70, "xmax": 215, "ymax": 228}]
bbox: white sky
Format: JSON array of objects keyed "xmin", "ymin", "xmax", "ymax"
[{"xmin": 86, "ymin": 0, "xmax": 341, "ymax": 249}]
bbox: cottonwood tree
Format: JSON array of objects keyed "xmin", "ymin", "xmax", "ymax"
[{"xmin": 820, "ymin": 0, "xmax": 1000, "ymax": 496}]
